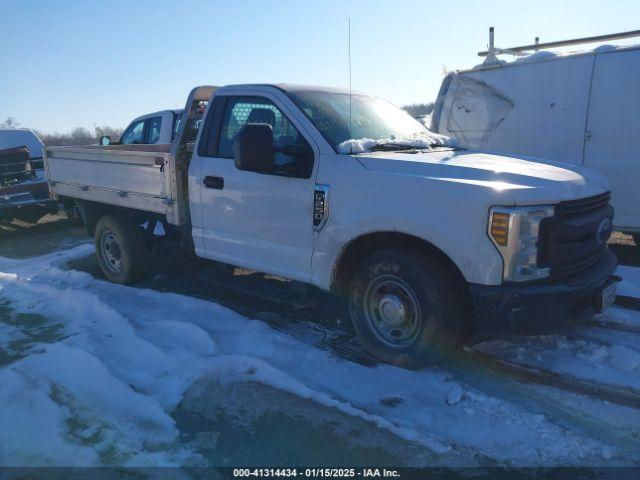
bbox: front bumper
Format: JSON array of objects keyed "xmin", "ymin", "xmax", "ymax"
[{"xmin": 469, "ymin": 249, "xmax": 618, "ymax": 334}]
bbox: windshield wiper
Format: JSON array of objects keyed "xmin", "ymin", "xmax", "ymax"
[{"xmin": 368, "ymin": 143, "xmax": 420, "ymax": 152}]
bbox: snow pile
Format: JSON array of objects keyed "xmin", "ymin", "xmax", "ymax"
[
  {"xmin": 609, "ymin": 345, "xmax": 640, "ymax": 372},
  {"xmin": 595, "ymin": 266, "xmax": 640, "ymax": 329},
  {"xmin": 616, "ymin": 266, "xmax": 640, "ymax": 298},
  {"xmin": 486, "ymin": 44, "xmax": 633, "ymax": 67},
  {"xmin": 0, "ymin": 246, "xmax": 623, "ymax": 466},
  {"xmin": 514, "ymin": 50, "xmax": 558, "ymax": 63},
  {"xmin": 475, "ymin": 330, "xmax": 640, "ymax": 391},
  {"xmin": 338, "ymin": 131, "xmax": 456, "ymax": 154}
]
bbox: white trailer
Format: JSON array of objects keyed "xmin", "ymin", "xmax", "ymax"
[{"xmin": 432, "ymin": 29, "xmax": 640, "ymax": 235}]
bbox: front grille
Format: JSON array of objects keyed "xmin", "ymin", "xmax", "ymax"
[
  {"xmin": 0, "ymin": 146, "xmax": 34, "ymax": 185},
  {"xmin": 554, "ymin": 192, "xmax": 611, "ymax": 216},
  {"xmin": 538, "ymin": 192, "xmax": 613, "ymax": 280}
]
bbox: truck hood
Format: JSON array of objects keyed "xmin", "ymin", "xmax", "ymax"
[{"xmin": 356, "ymin": 149, "xmax": 609, "ymax": 205}]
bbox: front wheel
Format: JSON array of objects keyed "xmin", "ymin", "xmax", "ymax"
[
  {"xmin": 94, "ymin": 214, "xmax": 149, "ymax": 284},
  {"xmin": 348, "ymin": 249, "xmax": 465, "ymax": 368}
]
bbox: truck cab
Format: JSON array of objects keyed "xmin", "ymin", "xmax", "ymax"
[
  {"xmin": 103, "ymin": 109, "xmax": 183, "ymax": 146},
  {"xmin": 105, "ymin": 101, "xmax": 210, "ymax": 147},
  {"xmin": 46, "ymin": 84, "xmax": 618, "ymax": 367}
]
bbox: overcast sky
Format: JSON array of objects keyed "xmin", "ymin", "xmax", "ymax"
[{"xmin": 2, "ymin": 0, "xmax": 640, "ymax": 133}]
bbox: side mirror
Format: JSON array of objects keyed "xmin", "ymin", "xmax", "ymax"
[
  {"xmin": 233, "ymin": 124, "xmax": 275, "ymax": 173},
  {"xmin": 100, "ymin": 135, "xmax": 111, "ymax": 146}
]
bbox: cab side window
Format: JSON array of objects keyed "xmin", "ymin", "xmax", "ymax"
[
  {"xmin": 217, "ymin": 97, "xmax": 312, "ymax": 176},
  {"xmin": 147, "ymin": 116, "xmax": 162, "ymax": 144},
  {"xmin": 121, "ymin": 120, "xmax": 145, "ymax": 145}
]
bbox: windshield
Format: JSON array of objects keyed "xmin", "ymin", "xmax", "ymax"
[{"xmin": 287, "ymin": 91, "xmax": 452, "ymax": 153}]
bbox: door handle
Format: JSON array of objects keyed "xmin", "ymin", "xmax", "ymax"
[{"xmin": 203, "ymin": 176, "xmax": 224, "ymax": 190}]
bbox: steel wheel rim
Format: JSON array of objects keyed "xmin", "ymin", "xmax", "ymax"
[
  {"xmin": 100, "ymin": 231, "xmax": 123, "ymax": 274},
  {"xmin": 363, "ymin": 274, "xmax": 421, "ymax": 349}
]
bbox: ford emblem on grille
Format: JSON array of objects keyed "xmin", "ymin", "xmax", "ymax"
[{"xmin": 596, "ymin": 218, "xmax": 613, "ymax": 245}]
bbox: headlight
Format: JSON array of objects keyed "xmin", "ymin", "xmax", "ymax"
[{"xmin": 488, "ymin": 205, "xmax": 554, "ymax": 282}]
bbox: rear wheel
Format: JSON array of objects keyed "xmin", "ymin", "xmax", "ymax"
[
  {"xmin": 94, "ymin": 214, "xmax": 149, "ymax": 284},
  {"xmin": 348, "ymin": 249, "xmax": 465, "ymax": 368}
]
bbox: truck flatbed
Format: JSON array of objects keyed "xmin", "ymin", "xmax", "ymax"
[
  {"xmin": 45, "ymin": 86, "xmax": 215, "ymax": 226},
  {"xmin": 45, "ymin": 143, "xmax": 185, "ymax": 224}
]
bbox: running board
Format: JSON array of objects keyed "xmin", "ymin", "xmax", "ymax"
[{"xmin": 197, "ymin": 265, "xmax": 343, "ymax": 312}]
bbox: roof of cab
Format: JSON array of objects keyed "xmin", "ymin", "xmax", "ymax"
[
  {"xmin": 129, "ymin": 109, "xmax": 183, "ymax": 124},
  {"xmin": 216, "ymin": 83, "xmax": 359, "ymax": 95}
]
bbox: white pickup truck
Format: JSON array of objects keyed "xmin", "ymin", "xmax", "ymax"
[
  {"xmin": 101, "ymin": 109, "xmax": 183, "ymax": 146},
  {"xmin": 101, "ymin": 100, "xmax": 208, "ymax": 146},
  {"xmin": 45, "ymin": 84, "xmax": 618, "ymax": 366}
]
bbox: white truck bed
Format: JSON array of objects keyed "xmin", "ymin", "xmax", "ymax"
[{"xmin": 45, "ymin": 144, "xmax": 188, "ymax": 225}]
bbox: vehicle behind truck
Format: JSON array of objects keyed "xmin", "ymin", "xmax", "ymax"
[
  {"xmin": 45, "ymin": 84, "xmax": 618, "ymax": 367},
  {"xmin": 100, "ymin": 100, "xmax": 209, "ymax": 146},
  {"xmin": 0, "ymin": 129, "xmax": 58, "ymax": 222},
  {"xmin": 100, "ymin": 109, "xmax": 182, "ymax": 146},
  {"xmin": 432, "ymin": 29, "xmax": 640, "ymax": 240}
]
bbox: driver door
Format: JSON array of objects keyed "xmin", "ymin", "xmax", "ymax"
[{"xmin": 195, "ymin": 95, "xmax": 317, "ymax": 282}]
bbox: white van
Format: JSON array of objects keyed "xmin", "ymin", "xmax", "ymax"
[{"xmin": 432, "ymin": 40, "xmax": 640, "ymax": 235}]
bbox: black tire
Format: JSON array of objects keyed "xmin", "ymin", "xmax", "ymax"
[
  {"xmin": 348, "ymin": 249, "xmax": 465, "ymax": 369},
  {"xmin": 94, "ymin": 214, "xmax": 149, "ymax": 284}
]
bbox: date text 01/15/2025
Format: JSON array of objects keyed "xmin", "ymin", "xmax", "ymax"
[{"xmin": 232, "ymin": 468, "xmax": 401, "ymax": 478}]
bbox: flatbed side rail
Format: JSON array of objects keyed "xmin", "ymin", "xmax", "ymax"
[{"xmin": 45, "ymin": 145, "xmax": 185, "ymax": 225}]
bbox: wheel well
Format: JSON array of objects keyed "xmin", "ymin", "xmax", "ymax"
[
  {"xmin": 72, "ymin": 199, "xmax": 166, "ymax": 237},
  {"xmin": 331, "ymin": 232, "xmax": 474, "ymax": 333},
  {"xmin": 332, "ymin": 232, "xmax": 465, "ymax": 291}
]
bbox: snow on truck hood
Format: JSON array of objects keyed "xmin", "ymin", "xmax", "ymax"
[{"xmin": 355, "ymin": 149, "xmax": 610, "ymax": 205}]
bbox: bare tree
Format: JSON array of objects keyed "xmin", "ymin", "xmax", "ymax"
[
  {"xmin": 36, "ymin": 126, "xmax": 122, "ymax": 146},
  {"xmin": 0, "ymin": 117, "xmax": 123, "ymax": 146},
  {"xmin": 403, "ymin": 103, "xmax": 434, "ymax": 118},
  {"xmin": 95, "ymin": 125, "xmax": 123, "ymax": 140},
  {"xmin": 0, "ymin": 117, "xmax": 20, "ymax": 129}
]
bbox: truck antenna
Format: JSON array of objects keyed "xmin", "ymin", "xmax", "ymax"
[{"xmin": 348, "ymin": 17, "xmax": 353, "ymax": 152}]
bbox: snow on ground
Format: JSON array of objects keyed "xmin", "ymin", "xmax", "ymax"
[
  {"xmin": 474, "ymin": 331, "xmax": 640, "ymax": 390},
  {"xmin": 599, "ymin": 306, "xmax": 640, "ymax": 329},
  {"xmin": 0, "ymin": 245, "xmax": 633, "ymax": 466},
  {"xmin": 617, "ymin": 265, "xmax": 640, "ymax": 298},
  {"xmin": 596, "ymin": 265, "xmax": 640, "ymax": 329},
  {"xmin": 474, "ymin": 265, "xmax": 640, "ymax": 391}
]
